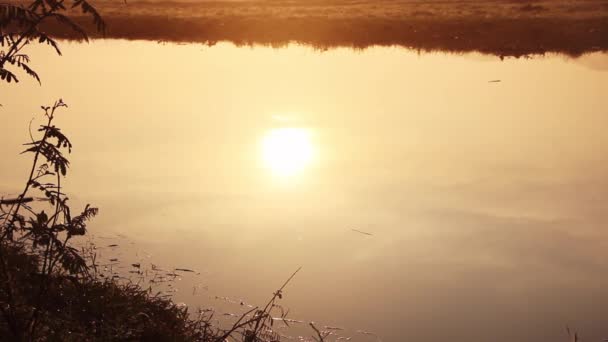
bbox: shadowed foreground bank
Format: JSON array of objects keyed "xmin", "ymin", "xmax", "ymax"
[
  {"xmin": 0, "ymin": 243, "xmax": 217, "ymax": 341},
  {"xmin": 1, "ymin": 241, "xmax": 308, "ymax": 341},
  {"xmin": 41, "ymin": 0, "xmax": 608, "ymax": 57}
]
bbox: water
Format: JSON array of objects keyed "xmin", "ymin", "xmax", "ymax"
[{"xmin": 1, "ymin": 40, "xmax": 608, "ymax": 341}]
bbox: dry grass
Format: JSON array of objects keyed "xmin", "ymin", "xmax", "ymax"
[
  {"xmin": 28, "ymin": 0, "xmax": 607, "ymax": 57},
  {"xmin": 85, "ymin": 0, "xmax": 607, "ymax": 21}
]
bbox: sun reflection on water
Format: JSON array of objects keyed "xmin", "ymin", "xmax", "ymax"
[{"xmin": 261, "ymin": 127, "xmax": 315, "ymax": 178}]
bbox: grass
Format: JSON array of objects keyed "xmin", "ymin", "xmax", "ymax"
[
  {"xmin": 0, "ymin": 241, "xmax": 312, "ymax": 341},
  {"xmin": 0, "ymin": 243, "xmax": 214, "ymax": 341},
  {"xmin": 32, "ymin": 0, "xmax": 608, "ymax": 57}
]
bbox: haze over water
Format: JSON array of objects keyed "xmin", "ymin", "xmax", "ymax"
[{"xmin": 1, "ymin": 41, "xmax": 608, "ymax": 341}]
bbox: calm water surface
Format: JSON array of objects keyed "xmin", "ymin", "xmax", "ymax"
[{"xmin": 1, "ymin": 41, "xmax": 608, "ymax": 342}]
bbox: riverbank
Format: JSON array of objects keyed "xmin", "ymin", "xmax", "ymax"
[{"xmin": 37, "ymin": 0, "xmax": 608, "ymax": 57}]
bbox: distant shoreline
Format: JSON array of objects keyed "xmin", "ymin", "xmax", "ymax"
[{"xmin": 40, "ymin": 0, "xmax": 608, "ymax": 57}]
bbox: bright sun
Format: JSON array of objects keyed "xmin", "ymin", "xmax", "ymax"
[{"xmin": 261, "ymin": 128, "xmax": 314, "ymax": 177}]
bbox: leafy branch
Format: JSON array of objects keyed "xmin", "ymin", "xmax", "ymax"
[
  {"xmin": 0, "ymin": 0, "xmax": 106, "ymax": 84},
  {"xmin": 0, "ymin": 100, "xmax": 98, "ymax": 340}
]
